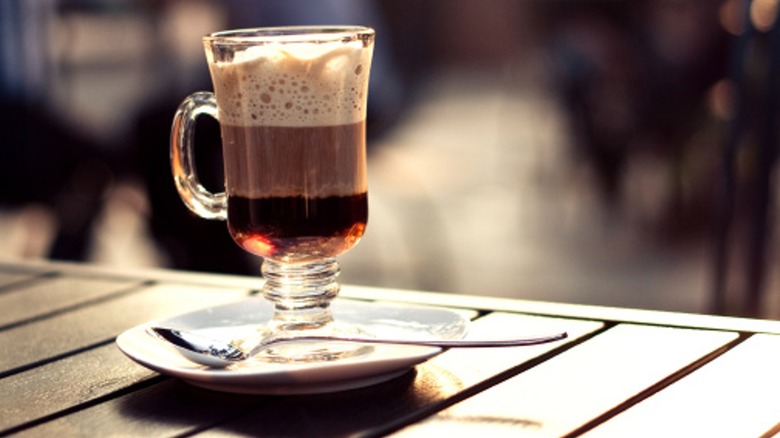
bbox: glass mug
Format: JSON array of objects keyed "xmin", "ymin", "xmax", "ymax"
[{"xmin": 171, "ymin": 26, "xmax": 375, "ymax": 362}]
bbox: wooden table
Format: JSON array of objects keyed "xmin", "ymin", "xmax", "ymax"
[{"xmin": 2, "ymin": 259, "xmax": 780, "ymax": 437}]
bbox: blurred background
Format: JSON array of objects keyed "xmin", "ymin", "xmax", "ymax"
[{"xmin": 1, "ymin": 0, "xmax": 779, "ymax": 317}]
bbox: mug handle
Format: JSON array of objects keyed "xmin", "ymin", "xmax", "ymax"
[{"xmin": 170, "ymin": 91, "xmax": 227, "ymax": 220}]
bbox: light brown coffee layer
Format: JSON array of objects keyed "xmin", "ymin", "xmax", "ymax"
[{"xmin": 221, "ymin": 122, "xmax": 367, "ymax": 198}]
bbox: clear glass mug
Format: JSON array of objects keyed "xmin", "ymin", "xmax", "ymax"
[{"xmin": 170, "ymin": 26, "xmax": 375, "ymax": 362}]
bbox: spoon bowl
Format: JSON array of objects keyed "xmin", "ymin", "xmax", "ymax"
[{"xmin": 148, "ymin": 326, "xmax": 568, "ymax": 367}]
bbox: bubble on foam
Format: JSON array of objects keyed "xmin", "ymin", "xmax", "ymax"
[{"xmin": 210, "ymin": 40, "xmax": 372, "ymax": 127}]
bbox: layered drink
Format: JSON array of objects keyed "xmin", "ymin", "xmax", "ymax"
[{"xmin": 208, "ymin": 37, "xmax": 373, "ymax": 261}]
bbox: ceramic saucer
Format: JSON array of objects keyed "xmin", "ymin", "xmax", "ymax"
[{"xmin": 116, "ymin": 298, "xmax": 469, "ymax": 395}]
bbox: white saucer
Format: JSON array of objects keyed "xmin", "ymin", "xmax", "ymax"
[{"xmin": 116, "ymin": 298, "xmax": 469, "ymax": 395}]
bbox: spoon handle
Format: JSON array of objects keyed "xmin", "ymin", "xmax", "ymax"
[{"xmin": 262, "ymin": 332, "xmax": 568, "ymax": 349}]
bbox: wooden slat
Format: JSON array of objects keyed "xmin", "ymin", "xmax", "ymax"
[
  {"xmin": 0, "ymin": 262, "xmax": 50, "ymax": 275},
  {"xmin": 393, "ymin": 324, "xmax": 739, "ymax": 437},
  {"xmin": 8, "ymin": 378, "xmax": 270, "ymax": 438},
  {"xmin": 0, "ymin": 259, "xmax": 263, "ymax": 290},
  {"xmin": 11, "ymin": 313, "xmax": 602, "ymax": 437},
  {"xmin": 0, "ymin": 282, "xmax": 250, "ymax": 376},
  {"xmin": 0, "ymin": 275, "xmax": 143, "ymax": 327},
  {"xmin": 0, "ymin": 344, "xmax": 158, "ymax": 431},
  {"xmin": 342, "ymin": 285, "xmax": 780, "ymax": 335},
  {"xmin": 0, "ymin": 270, "xmax": 46, "ymax": 290},
  {"xmin": 583, "ymin": 333, "xmax": 780, "ymax": 437}
]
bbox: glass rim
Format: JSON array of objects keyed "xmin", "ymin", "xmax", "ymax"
[{"xmin": 204, "ymin": 25, "xmax": 374, "ymax": 45}]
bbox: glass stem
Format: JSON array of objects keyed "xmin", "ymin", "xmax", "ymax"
[{"xmin": 261, "ymin": 258, "xmax": 341, "ymax": 331}]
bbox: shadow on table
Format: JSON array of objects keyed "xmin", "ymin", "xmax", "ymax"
[{"xmin": 118, "ymin": 366, "xmax": 465, "ymax": 436}]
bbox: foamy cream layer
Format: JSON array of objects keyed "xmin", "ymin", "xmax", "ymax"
[{"xmin": 209, "ymin": 40, "xmax": 372, "ymax": 127}]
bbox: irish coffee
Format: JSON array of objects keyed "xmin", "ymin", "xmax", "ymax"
[
  {"xmin": 208, "ymin": 35, "xmax": 372, "ymax": 261},
  {"xmin": 171, "ymin": 26, "xmax": 377, "ymax": 363}
]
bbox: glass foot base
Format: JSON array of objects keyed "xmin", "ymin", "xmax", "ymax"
[
  {"xmin": 251, "ymin": 257, "xmax": 375, "ymax": 363},
  {"xmin": 256, "ymin": 340, "xmax": 374, "ymax": 364},
  {"xmin": 237, "ymin": 320, "xmax": 375, "ymax": 364}
]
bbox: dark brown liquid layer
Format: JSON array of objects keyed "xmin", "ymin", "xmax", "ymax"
[{"xmin": 228, "ymin": 193, "xmax": 368, "ymax": 260}]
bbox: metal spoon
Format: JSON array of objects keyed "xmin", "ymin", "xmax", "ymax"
[{"xmin": 148, "ymin": 326, "xmax": 568, "ymax": 367}]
